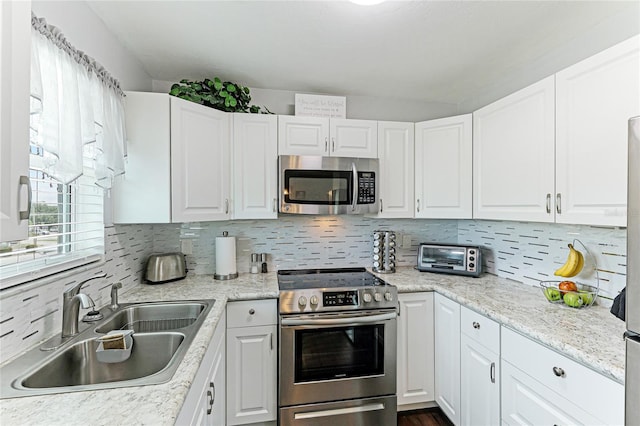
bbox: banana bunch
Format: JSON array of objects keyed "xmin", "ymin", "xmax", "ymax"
[{"xmin": 554, "ymin": 243, "xmax": 584, "ymax": 277}]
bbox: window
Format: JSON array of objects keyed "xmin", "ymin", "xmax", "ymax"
[{"xmin": 0, "ymin": 144, "xmax": 104, "ymax": 288}]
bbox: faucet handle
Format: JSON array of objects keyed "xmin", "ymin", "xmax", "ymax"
[{"xmin": 65, "ymin": 272, "xmax": 107, "ymax": 297}]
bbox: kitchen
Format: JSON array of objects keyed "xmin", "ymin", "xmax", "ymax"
[{"xmin": 0, "ymin": 0, "xmax": 639, "ymax": 425}]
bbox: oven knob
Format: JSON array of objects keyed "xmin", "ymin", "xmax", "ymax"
[
  {"xmin": 310, "ymin": 295, "xmax": 319, "ymax": 306},
  {"xmin": 363, "ymin": 293, "xmax": 372, "ymax": 303},
  {"xmin": 469, "ymin": 263, "xmax": 475, "ymax": 268},
  {"xmin": 384, "ymin": 292, "xmax": 393, "ymax": 301},
  {"xmin": 298, "ymin": 296, "xmax": 307, "ymax": 307},
  {"xmin": 374, "ymin": 292, "xmax": 382, "ymax": 302}
]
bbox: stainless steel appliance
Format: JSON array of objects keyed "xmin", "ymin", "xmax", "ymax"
[
  {"xmin": 626, "ymin": 116, "xmax": 640, "ymax": 424},
  {"xmin": 278, "ymin": 267, "xmax": 397, "ymax": 426},
  {"xmin": 145, "ymin": 253, "xmax": 187, "ymax": 283},
  {"xmin": 278, "ymin": 155, "xmax": 379, "ymax": 215},
  {"xmin": 417, "ymin": 243, "xmax": 482, "ymax": 277}
]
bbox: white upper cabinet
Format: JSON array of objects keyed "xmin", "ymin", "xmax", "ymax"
[
  {"xmin": 473, "ymin": 76, "xmax": 556, "ymax": 223},
  {"xmin": 330, "ymin": 118, "xmax": 378, "ymax": 158},
  {"xmin": 113, "ymin": 92, "xmax": 171, "ymax": 223},
  {"xmin": 376, "ymin": 121, "xmax": 415, "ymax": 218},
  {"xmin": 415, "ymin": 114, "xmax": 472, "ymax": 219},
  {"xmin": 278, "ymin": 116, "xmax": 378, "ymax": 158},
  {"xmin": 278, "ymin": 115, "xmax": 329, "ymax": 156},
  {"xmin": 232, "ymin": 114, "xmax": 278, "ymax": 219},
  {"xmin": 114, "ymin": 94, "xmax": 232, "ymax": 223},
  {"xmin": 171, "ymin": 96, "xmax": 231, "ymax": 223},
  {"xmin": 555, "ymin": 35, "xmax": 640, "ymax": 227},
  {"xmin": 0, "ymin": 0, "xmax": 31, "ymax": 242}
]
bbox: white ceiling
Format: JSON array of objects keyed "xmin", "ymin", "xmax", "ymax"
[{"xmin": 87, "ymin": 0, "xmax": 640, "ymax": 111}]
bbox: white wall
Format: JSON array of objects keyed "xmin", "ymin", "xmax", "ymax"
[
  {"xmin": 152, "ymin": 80, "xmax": 458, "ymax": 122},
  {"xmin": 31, "ymin": 1, "xmax": 152, "ymax": 91},
  {"xmin": 457, "ymin": 6, "xmax": 640, "ymax": 113}
]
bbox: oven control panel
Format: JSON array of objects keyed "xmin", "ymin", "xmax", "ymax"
[{"xmin": 279, "ymin": 287, "xmax": 397, "ymax": 314}]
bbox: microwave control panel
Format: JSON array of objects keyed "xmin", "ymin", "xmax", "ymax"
[{"xmin": 357, "ymin": 172, "xmax": 376, "ymax": 204}]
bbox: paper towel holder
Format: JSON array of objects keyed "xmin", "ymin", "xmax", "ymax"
[{"xmin": 214, "ymin": 231, "xmax": 239, "ymax": 281}]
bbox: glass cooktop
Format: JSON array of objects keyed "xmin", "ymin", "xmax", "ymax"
[{"xmin": 277, "ymin": 267, "xmax": 388, "ymax": 290}]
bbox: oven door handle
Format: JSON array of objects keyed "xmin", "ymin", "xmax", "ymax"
[{"xmin": 281, "ymin": 311, "xmax": 396, "ymax": 326}]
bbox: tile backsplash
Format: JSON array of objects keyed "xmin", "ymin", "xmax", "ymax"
[{"xmin": 0, "ymin": 216, "xmax": 627, "ymax": 363}]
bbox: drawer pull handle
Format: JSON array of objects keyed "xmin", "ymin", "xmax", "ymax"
[
  {"xmin": 552, "ymin": 366, "xmax": 565, "ymax": 377},
  {"xmin": 249, "ymin": 308, "xmax": 255, "ymax": 315},
  {"xmin": 472, "ymin": 321, "xmax": 480, "ymax": 329}
]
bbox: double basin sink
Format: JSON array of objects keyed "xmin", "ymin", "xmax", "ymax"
[{"xmin": 0, "ymin": 299, "xmax": 215, "ymax": 399}]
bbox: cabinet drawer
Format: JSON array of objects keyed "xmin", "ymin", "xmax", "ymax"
[
  {"xmin": 227, "ymin": 299, "xmax": 277, "ymax": 328},
  {"xmin": 460, "ymin": 306, "xmax": 500, "ymax": 351},
  {"xmin": 501, "ymin": 327, "xmax": 624, "ymax": 425}
]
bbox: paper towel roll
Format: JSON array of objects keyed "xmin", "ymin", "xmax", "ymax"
[{"xmin": 215, "ymin": 233, "xmax": 238, "ymax": 280}]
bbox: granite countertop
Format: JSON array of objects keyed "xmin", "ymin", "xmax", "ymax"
[{"xmin": 0, "ymin": 268, "xmax": 626, "ymax": 425}]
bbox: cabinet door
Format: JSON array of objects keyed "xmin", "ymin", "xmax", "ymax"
[
  {"xmin": 555, "ymin": 35, "xmax": 640, "ymax": 226},
  {"xmin": 278, "ymin": 115, "xmax": 329, "ymax": 156},
  {"xmin": 209, "ymin": 329, "xmax": 226, "ymax": 426},
  {"xmin": 232, "ymin": 114, "xmax": 278, "ymax": 219},
  {"xmin": 226, "ymin": 325, "xmax": 277, "ymax": 425},
  {"xmin": 113, "ymin": 92, "xmax": 171, "ymax": 223},
  {"xmin": 376, "ymin": 122, "xmax": 414, "ymax": 218},
  {"xmin": 473, "ymin": 76, "xmax": 555, "ymax": 222},
  {"xmin": 0, "ymin": 0, "xmax": 31, "ymax": 242},
  {"xmin": 415, "ymin": 115, "xmax": 472, "ymax": 219},
  {"xmin": 177, "ymin": 315, "xmax": 226, "ymax": 426},
  {"xmin": 501, "ymin": 360, "xmax": 600, "ymax": 426},
  {"xmin": 397, "ymin": 292, "xmax": 435, "ymax": 406},
  {"xmin": 434, "ymin": 294, "xmax": 461, "ymax": 425},
  {"xmin": 171, "ymin": 97, "xmax": 231, "ymax": 222},
  {"xmin": 460, "ymin": 334, "xmax": 499, "ymax": 426},
  {"xmin": 330, "ymin": 118, "xmax": 378, "ymax": 158}
]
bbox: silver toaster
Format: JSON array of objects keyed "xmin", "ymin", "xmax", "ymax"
[{"xmin": 145, "ymin": 253, "xmax": 187, "ymax": 283}]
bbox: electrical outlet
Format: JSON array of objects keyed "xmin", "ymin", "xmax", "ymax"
[
  {"xmin": 181, "ymin": 239, "xmax": 193, "ymax": 255},
  {"xmin": 402, "ymin": 234, "xmax": 412, "ymax": 248}
]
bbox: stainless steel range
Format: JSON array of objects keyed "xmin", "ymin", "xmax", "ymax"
[{"xmin": 278, "ymin": 267, "xmax": 398, "ymax": 426}]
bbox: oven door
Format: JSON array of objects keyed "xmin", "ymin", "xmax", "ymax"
[{"xmin": 279, "ymin": 309, "xmax": 397, "ymax": 407}]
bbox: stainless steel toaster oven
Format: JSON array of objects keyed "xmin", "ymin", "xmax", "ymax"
[{"xmin": 417, "ymin": 243, "xmax": 482, "ymax": 277}]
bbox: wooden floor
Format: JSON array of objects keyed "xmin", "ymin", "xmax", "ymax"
[{"xmin": 397, "ymin": 407, "xmax": 453, "ymax": 426}]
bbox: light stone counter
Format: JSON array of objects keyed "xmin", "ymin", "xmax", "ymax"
[
  {"xmin": 0, "ymin": 268, "xmax": 626, "ymax": 425},
  {"xmin": 377, "ymin": 267, "xmax": 626, "ymax": 383}
]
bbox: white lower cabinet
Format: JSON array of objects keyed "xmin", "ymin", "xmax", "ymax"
[
  {"xmin": 177, "ymin": 315, "xmax": 226, "ymax": 426},
  {"xmin": 459, "ymin": 307, "xmax": 500, "ymax": 426},
  {"xmin": 434, "ymin": 294, "xmax": 461, "ymax": 425},
  {"xmin": 397, "ymin": 292, "xmax": 435, "ymax": 407},
  {"xmin": 501, "ymin": 327, "xmax": 624, "ymax": 426},
  {"xmin": 226, "ymin": 300, "xmax": 277, "ymax": 425}
]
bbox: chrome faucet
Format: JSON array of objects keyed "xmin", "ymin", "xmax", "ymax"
[
  {"xmin": 110, "ymin": 282, "xmax": 122, "ymax": 310},
  {"xmin": 61, "ymin": 272, "xmax": 106, "ymax": 338}
]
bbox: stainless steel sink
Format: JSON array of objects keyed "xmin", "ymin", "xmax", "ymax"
[
  {"xmin": 95, "ymin": 302, "xmax": 206, "ymax": 333},
  {"xmin": 0, "ymin": 299, "xmax": 215, "ymax": 398}
]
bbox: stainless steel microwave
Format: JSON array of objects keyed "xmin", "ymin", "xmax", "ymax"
[
  {"xmin": 279, "ymin": 155, "xmax": 379, "ymax": 215},
  {"xmin": 417, "ymin": 243, "xmax": 482, "ymax": 277}
]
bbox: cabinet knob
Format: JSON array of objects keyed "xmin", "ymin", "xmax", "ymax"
[
  {"xmin": 556, "ymin": 193, "xmax": 562, "ymax": 214},
  {"xmin": 249, "ymin": 308, "xmax": 255, "ymax": 315},
  {"xmin": 472, "ymin": 321, "xmax": 480, "ymax": 329},
  {"xmin": 552, "ymin": 366, "xmax": 565, "ymax": 377}
]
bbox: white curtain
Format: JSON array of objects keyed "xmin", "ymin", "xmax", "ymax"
[{"xmin": 30, "ymin": 14, "xmax": 126, "ymax": 189}]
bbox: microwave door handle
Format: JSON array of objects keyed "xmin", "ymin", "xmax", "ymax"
[{"xmin": 351, "ymin": 163, "xmax": 358, "ymax": 212}]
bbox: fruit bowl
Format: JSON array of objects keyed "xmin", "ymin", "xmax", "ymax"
[{"xmin": 539, "ymin": 281, "xmax": 598, "ymax": 309}]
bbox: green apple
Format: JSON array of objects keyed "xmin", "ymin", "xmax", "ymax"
[
  {"xmin": 578, "ymin": 290, "xmax": 594, "ymax": 305},
  {"xmin": 544, "ymin": 287, "xmax": 561, "ymax": 302},
  {"xmin": 563, "ymin": 292, "xmax": 584, "ymax": 308}
]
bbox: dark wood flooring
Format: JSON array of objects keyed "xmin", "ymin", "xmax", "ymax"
[{"xmin": 397, "ymin": 407, "xmax": 454, "ymax": 426}]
